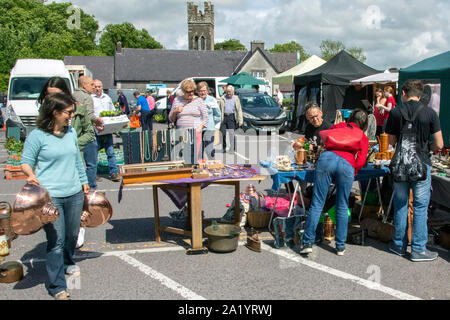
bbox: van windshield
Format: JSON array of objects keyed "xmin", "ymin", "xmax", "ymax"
[{"xmin": 9, "ymin": 77, "xmax": 70, "ymax": 100}]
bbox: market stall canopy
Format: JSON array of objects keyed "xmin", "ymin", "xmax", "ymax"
[
  {"xmin": 292, "ymin": 51, "xmax": 379, "ymax": 126},
  {"xmin": 398, "ymin": 50, "xmax": 450, "ymax": 146},
  {"xmin": 272, "ymin": 55, "xmax": 326, "ymax": 86},
  {"xmin": 350, "ymin": 70, "xmax": 399, "ymax": 86},
  {"xmin": 223, "ymin": 72, "xmax": 266, "ymax": 87}
]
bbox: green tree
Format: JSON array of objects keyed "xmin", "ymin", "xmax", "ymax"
[
  {"xmin": 319, "ymin": 39, "xmax": 366, "ymax": 63},
  {"xmin": 0, "ymin": 0, "xmax": 102, "ymax": 91},
  {"xmin": 269, "ymin": 41, "xmax": 310, "ymax": 63},
  {"xmin": 214, "ymin": 39, "xmax": 246, "ymax": 51},
  {"xmin": 98, "ymin": 22, "xmax": 163, "ymax": 56}
]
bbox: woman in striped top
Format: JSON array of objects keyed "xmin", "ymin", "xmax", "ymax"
[{"xmin": 169, "ymin": 79, "xmax": 208, "ymax": 159}]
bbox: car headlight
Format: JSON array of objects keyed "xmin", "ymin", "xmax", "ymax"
[
  {"xmin": 6, "ymin": 105, "xmax": 22, "ymax": 124},
  {"xmin": 275, "ymin": 111, "xmax": 287, "ymax": 120},
  {"xmin": 243, "ymin": 112, "xmax": 258, "ymax": 120}
]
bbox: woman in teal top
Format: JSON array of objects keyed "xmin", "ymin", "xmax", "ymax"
[{"xmin": 21, "ymin": 93, "xmax": 89, "ymax": 300}]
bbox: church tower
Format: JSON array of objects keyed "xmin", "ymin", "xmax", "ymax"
[{"xmin": 187, "ymin": 2, "xmax": 214, "ymax": 51}]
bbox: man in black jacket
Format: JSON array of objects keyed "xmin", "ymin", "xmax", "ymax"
[{"xmin": 385, "ymin": 80, "xmax": 443, "ymax": 262}]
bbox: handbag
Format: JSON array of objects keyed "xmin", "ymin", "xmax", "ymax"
[{"xmin": 319, "ymin": 123, "xmax": 363, "ymax": 153}]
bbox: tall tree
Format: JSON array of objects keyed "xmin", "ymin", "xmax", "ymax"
[
  {"xmin": 319, "ymin": 39, "xmax": 367, "ymax": 62},
  {"xmin": 98, "ymin": 22, "xmax": 163, "ymax": 56},
  {"xmin": 214, "ymin": 39, "xmax": 246, "ymax": 51},
  {"xmin": 269, "ymin": 41, "xmax": 310, "ymax": 63},
  {"xmin": 0, "ymin": 0, "xmax": 102, "ymax": 91}
]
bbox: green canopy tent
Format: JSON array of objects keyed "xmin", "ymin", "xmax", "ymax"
[
  {"xmin": 398, "ymin": 51, "xmax": 450, "ymax": 146},
  {"xmin": 222, "ymin": 72, "xmax": 266, "ymax": 89}
]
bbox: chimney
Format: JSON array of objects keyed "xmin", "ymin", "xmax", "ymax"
[{"xmin": 251, "ymin": 41, "xmax": 264, "ymax": 53}]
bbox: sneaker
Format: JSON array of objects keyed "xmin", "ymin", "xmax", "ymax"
[
  {"xmin": 336, "ymin": 247, "xmax": 345, "ymax": 256},
  {"xmin": 76, "ymin": 227, "xmax": 85, "ymax": 249},
  {"xmin": 300, "ymin": 243, "xmax": 313, "ymax": 254},
  {"xmin": 65, "ymin": 265, "xmax": 80, "ymax": 276},
  {"xmin": 110, "ymin": 173, "xmax": 121, "ymax": 182},
  {"xmin": 410, "ymin": 249, "xmax": 438, "ymax": 262},
  {"xmin": 388, "ymin": 242, "xmax": 406, "ymax": 256}
]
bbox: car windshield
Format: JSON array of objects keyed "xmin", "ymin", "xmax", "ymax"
[
  {"xmin": 240, "ymin": 94, "xmax": 279, "ymax": 108},
  {"xmin": 9, "ymin": 77, "xmax": 70, "ymax": 100}
]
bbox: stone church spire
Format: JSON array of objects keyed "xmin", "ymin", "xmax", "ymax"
[{"xmin": 187, "ymin": 2, "xmax": 214, "ymax": 51}]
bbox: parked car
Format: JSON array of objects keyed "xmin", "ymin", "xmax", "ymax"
[{"xmin": 237, "ymin": 92, "xmax": 287, "ymax": 133}]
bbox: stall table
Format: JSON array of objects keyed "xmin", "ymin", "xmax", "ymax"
[
  {"xmin": 120, "ymin": 174, "xmax": 266, "ymax": 254},
  {"xmin": 269, "ymin": 164, "xmax": 390, "ymax": 224}
]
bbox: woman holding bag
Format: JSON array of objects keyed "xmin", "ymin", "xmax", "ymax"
[
  {"xmin": 20, "ymin": 93, "xmax": 89, "ymax": 299},
  {"xmin": 300, "ymin": 109, "xmax": 369, "ymax": 256}
]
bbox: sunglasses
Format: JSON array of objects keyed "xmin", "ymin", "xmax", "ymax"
[
  {"xmin": 61, "ymin": 109, "xmax": 74, "ymax": 116},
  {"xmin": 185, "ymin": 90, "xmax": 195, "ymax": 94}
]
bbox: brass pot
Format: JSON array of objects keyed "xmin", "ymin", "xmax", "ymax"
[
  {"xmin": 10, "ymin": 183, "xmax": 59, "ymax": 235},
  {"xmin": 204, "ymin": 224, "xmax": 241, "ymax": 253},
  {"xmin": 81, "ymin": 190, "xmax": 113, "ymax": 228},
  {"xmin": 0, "ymin": 201, "xmax": 17, "ymax": 244},
  {"xmin": 0, "ymin": 261, "xmax": 24, "ymax": 283}
]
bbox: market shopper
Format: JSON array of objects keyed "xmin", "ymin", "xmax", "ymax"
[
  {"xmin": 218, "ymin": 85, "xmax": 243, "ymax": 153},
  {"xmin": 169, "ymin": 79, "xmax": 208, "ymax": 158},
  {"xmin": 133, "ymin": 91, "xmax": 153, "ymax": 131},
  {"xmin": 197, "ymin": 81, "xmax": 221, "ymax": 159},
  {"xmin": 385, "ymin": 80, "xmax": 443, "ymax": 262},
  {"xmin": 374, "ymin": 88, "xmax": 387, "ymax": 136},
  {"xmin": 73, "ymin": 76, "xmax": 101, "ymax": 189},
  {"xmin": 300, "ymin": 109, "xmax": 369, "ymax": 256},
  {"xmin": 92, "ymin": 79, "xmax": 120, "ymax": 182},
  {"xmin": 276, "ymin": 88, "xmax": 284, "ymax": 106},
  {"xmin": 304, "ymin": 102, "xmax": 332, "ymax": 144},
  {"xmin": 117, "ymin": 90, "xmax": 130, "ymax": 115},
  {"xmin": 20, "ymin": 93, "xmax": 89, "ymax": 300}
]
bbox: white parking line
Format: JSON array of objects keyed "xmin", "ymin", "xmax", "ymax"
[
  {"xmin": 261, "ymin": 243, "xmax": 422, "ymax": 300},
  {"xmin": 116, "ymin": 253, "xmax": 206, "ymax": 300}
]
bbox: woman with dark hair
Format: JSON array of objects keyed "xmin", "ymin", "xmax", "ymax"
[
  {"xmin": 37, "ymin": 77, "xmax": 71, "ymax": 105},
  {"xmin": 300, "ymin": 109, "xmax": 369, "ymax": 257},
  {"xmin": 20, "ymin": 93, "xmax": 89, "ymax": 300}
]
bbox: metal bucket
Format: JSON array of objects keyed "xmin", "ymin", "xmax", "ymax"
[{"xmin": 204, "ymin": 224, "xmax": 241, "ymax": 253}]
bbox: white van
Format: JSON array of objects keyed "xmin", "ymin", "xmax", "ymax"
[
  {"xmin": 5, "ymin": 59, "xmax": 75, "ymax": 139},
  {"xmin": 155, "ymin": 76, "xmax": 228, "ymax": 113}
]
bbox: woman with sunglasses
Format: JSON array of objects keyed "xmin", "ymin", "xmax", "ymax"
[
  {"xmin": 20, "ymin": 93, "xmax": 89, "ymax": 300},
  {"xmin": 169, "ymin": 79, "xmax": 208, "ymax": 159}
]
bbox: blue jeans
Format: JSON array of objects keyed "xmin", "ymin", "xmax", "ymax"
[
  {"xmin": 43, "ymin": 190, "xmax": 84, "ymax": 297},
  {"xmin": 303, "ymin": 151, "xmax": 355, "ymax": 249},
  {"xmin": 392, "ymin": 165, "xmax": 431, "ymax": 253},
  {"xmin": 97, "ymin": 134, "xmax": 118, "ymax": 175},
  {"xmin": 83, "ymin": 139, "xmax": 98, "ymax": 189}
]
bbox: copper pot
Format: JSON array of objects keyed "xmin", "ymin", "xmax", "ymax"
[
  {"xmin": 81, "ymin": 190, "xmax": 113, "ymax": 228},
  {"xmin": 10, "ymin": 183, "xmax": 59, "ymax": 235}
]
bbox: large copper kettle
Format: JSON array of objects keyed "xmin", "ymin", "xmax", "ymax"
[
  {"xmin": 81, "ymin": 190, "xmax": 113, "ymax": 228},
  {"xmin": 10, "ymin": 183, "xmax": 59, "ymax": 235}
]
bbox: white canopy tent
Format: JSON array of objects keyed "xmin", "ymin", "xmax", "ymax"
[
  {"xmin": 350, "ymin": 70, "xmax": 398, "ymax": 86},
  {"xmin": 272, "ymin": 55, "xmax": 326, "ymax": 86}
]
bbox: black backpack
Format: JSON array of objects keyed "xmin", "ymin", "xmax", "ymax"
[{"xmin": 389, "ymin": 103, "xmax": 427, "ymax": 183}]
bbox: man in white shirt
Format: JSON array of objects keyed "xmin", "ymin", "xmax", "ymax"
[
  {"xmin": 276, "ymin": 89, "xmax": 284, "ymax": 106},
  {"xmin": 92, "ymin": 79, "xmax": 120, "ymax": 182}
]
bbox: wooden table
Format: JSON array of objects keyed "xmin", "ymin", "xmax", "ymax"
[{"xmin": 124, "ymin": 174, "xmax": 266, "ymax": 254}]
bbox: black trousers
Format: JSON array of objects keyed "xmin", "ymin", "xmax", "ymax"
[{"xmin": 220, "ymin": 114, "xmax": 237, "ymax": 151}]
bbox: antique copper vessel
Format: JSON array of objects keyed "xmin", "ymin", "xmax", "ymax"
[
  {"xmin": 0, "ymin": 201, "xmax": 17, "ymax": 244},
  {"xmin": 10, "ymin": 183, "xmax": 59, "ymax": 235},
  {"xmin": 80, "ymin": 190, "xmax": 113, "ymax": 228}
]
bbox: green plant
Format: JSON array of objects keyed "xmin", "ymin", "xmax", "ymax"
[{"xmin": 5, "ymin": 136, "xmax": 24, "ymax": 153}]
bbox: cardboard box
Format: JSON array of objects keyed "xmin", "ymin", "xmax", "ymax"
[{"xmin": 97, "ymin": 115, "xmax": 130, "ymax": 135}]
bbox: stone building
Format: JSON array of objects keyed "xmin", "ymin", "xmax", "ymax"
[{"xmin": 187, "ymin": 1, "xmax": 214, "ymax": 51}]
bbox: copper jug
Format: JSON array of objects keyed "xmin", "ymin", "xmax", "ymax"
[
  {"xmin": 10, "ymin": 183, "xmax": 60, "ymax": 235},
  {"xmin": 295, "ymin": 148, "xmax": 307, "ymax": 165},
  {"xmin": 323, "ymin": 216, "xmax": 335, "ymax": 241},
  {"xmin": 0, "ymin": 202, "xmax": 16, "ymax": 246},
  {"xmin": 81, "ymin": 190, "xmax": 113, "ymax": 228},
  {"xmin": 378, "ymin": 133, "xmax": 389, "ymax": 153}
]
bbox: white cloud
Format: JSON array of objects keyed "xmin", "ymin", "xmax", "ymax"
[{"xmin": 51, "ymin": 0, "xmax": 450, "ymax": 70}]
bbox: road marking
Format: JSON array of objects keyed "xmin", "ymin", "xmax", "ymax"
[
  {"xmin": 116, "ymin": 253, "xmax": 206, "ymax": 300},
  {"xmin": 261, "ymin": 243, "xmax": 422, "ymax": 300}
]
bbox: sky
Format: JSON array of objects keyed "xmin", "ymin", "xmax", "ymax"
[{"xmin": 53, "ymin": 0, "xmax": 450, "ymax": 70}]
